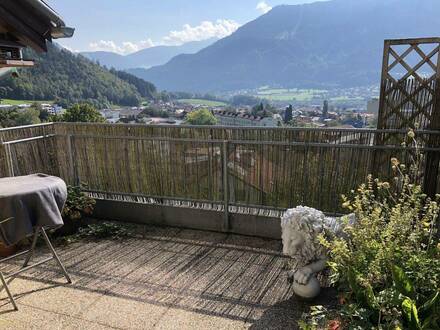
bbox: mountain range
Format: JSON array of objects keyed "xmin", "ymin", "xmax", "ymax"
[
  {"xmin": 81, "ymin": 39, "xmax": 217, "ymax": 70},
  {"xmin": 131, "ymin": 0, "xmax": 440, "ymax": 92}
]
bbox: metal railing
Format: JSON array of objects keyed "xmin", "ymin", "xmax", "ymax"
[{"xmin": 1, "ymin": 122, "xmax": 440, "ymax": 221}]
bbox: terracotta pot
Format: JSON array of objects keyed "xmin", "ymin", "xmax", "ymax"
[{"xmin": 0, "ymin": 242, "xmax": 17, "ymax": 258}]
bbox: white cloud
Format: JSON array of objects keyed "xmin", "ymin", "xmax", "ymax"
[
  {"xmin": 88, "ymin": 19, "xmax": 240, "ymax": 54},
  {"xmin": 162, "ymin": 19, "xmax": 241, "ymax": 46},
  {"xmin": 60, "ymin": 44, "xmax": 79, "ymax": 53},
  {"xmin": 89, "ymin": 39, "xmax": 154, "ymax": 55},
  {"xmin": 256, "ymin": 1, "xmax": 272, "ymax": 14}
]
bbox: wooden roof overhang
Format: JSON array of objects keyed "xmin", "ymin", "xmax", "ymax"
[{"xmin": 0, "ymin": 0, "xmax": 74, "ymax": 68}]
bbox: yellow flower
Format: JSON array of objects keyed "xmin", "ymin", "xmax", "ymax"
[
  {"xmin": 382, "ymin": 182, "xmax": 390, "ymax": 189},
  {"xmin": 391, "ymin": 158, "xmax": 400, "ymax": 166},
  {"xmin": 408, "ymin": 129, "xmax": 415, "ymax": 139}
]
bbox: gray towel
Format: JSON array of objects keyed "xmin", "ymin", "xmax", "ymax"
[{"xmin": 0, "ymin": 174, "xmax": 67, "ymax": 246}]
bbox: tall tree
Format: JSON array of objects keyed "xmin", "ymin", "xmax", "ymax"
[
  {"xmin": 185, "ymin": 109, "xmax": 217, "ymax": 126},
  {"xmin": 61, "ymin": 103, "xmax": 105, "ymax": 123}
]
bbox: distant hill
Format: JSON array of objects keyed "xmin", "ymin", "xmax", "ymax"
[
  {"xmin": 0, "ymin": 43, "xmax": 157, "ymax": 107},
  {"xmin": 82, "ymin": 39, "xmax": 217, "ymax": 70},
  {"xmin": 109, "ymin": 68, "xmax": 157, "ymax": 100},
  {"xmin": 134, "ymin": 0, "xmax": 440, "ymax": 92}
]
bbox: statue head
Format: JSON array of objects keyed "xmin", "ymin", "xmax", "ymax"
[{"xmin": 281, "ymin": 206, "xmax": 334, "ymax": 266}]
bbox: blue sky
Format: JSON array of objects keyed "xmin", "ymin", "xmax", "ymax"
[{"xmin": 49, "ymin": 0, "xmax": 323, "ymax": 54}]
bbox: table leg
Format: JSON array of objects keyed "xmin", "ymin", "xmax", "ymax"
[
  {"xmin": 40, "ymin": 228, "xmax": 72, "ymax": 284},
  {"xmin": 22, "ymin": 228, "xmax": 39, "ymax": 268},
  {"xmin": 0, "ymin": 271, "xmax": 18, "ymax": 310},
  {"xmin": 0, "ymin": 227, "xmax": 72, "ymax": 310}
]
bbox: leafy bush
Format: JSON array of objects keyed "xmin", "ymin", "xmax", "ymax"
[
  {"xmin": 60, "ymin": 103, "xmax": 105, "ymax": 123},
  {"xmin": 56, "ymin": 222, "xmax": 136, "ymax": 245},
  {"xmin": 185, "ymin": 109, "xmax": 217, "ymax": 125},
  {"xmin": 62, "ymin": 185, "xmax": 96, "ymax": 221},
  {"xmin": 301, "ymin": 130, "xmax": 440, "ymax": 329},
  {"xmin": 77, "ymin": 222, "xmax": 134, "ymax": 239}
]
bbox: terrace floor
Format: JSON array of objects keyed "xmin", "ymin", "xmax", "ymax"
[{"xmin": 0, "ymin": 225, "xmax": 336, "ymax": 329}]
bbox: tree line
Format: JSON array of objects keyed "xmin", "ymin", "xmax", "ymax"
[{"xmin": 0, "ymin": 44, "xmax": 158, "ymax": 109}]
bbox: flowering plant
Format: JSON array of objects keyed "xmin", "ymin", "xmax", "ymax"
[{"xmin": 300, "ymin": 129, "xmax": 440, "ymax": 329}]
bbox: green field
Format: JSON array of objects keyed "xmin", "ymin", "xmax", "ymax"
[
  {"xmin": 254, "ymin": 88, "xmax": 328, "ymax": 102},
  {"xmin": 0, "ymin": 99, "xmax": 53, "ymax": 105},
  {"xmin": 330, "ymin": 96, "xmax": 364, "ymax": 102},
  {"xmin": 177, "ymin": 98, "xmax": 227, "ymax": 107}
]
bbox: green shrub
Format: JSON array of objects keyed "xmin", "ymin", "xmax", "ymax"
[
  {"xmin": 62, "ymin": 185, "xmax": 96, "ymax": 221},
  {"xmin": 185, "ymin": 109, "xmax": 217, "ymax": 125},
  {"xmin": 301, "ymin": 130, "xmax": 440, "ymax": 329},
  {"xmin": 77, "ymin": 222, "xmax": 134, "ymax": 239},
  {"xmin": 61, "ymin": 103, "xmax": 105, "ymax": 123}
]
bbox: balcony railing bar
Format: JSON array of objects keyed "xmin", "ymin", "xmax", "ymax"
[
  {"xmin": 2, "ymin": 133, "xmax": 440, "ymax": 152},
  {"xmin": 0, "ymin": 134, "xmax": 55, "ymax": 145},
  {"xmin": 55, "ymin": 122, "xmax": 440, "ymax": 135},
  {"xmin": 3, "ymin": 133, "xmax": 431, "ymax": 151},
  {"xmin": 229, "ymin": 140, "xmax": 440, "ymax": 151},
  {"xmin": 64, "ymin": 134, "xmax": 225, "ymax": 145},
  {"xmin": 0, "ymin": 122, "xmax": 53, "ymax": 132}
]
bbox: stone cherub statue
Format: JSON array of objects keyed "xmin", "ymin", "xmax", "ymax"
[{"xmin": 281, "ymin": 206, "xmax": 345, "ymax": 299}]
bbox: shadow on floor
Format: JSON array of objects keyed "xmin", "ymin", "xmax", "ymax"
[
  {"xmin": 1, "ymin": 225, "xmax": 336, "ymax": 327},
  {"xmin": 249, "ymin": 288, "xmax": 337, "ymax": 329}
]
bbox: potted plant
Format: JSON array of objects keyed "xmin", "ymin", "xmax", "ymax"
[{"xmin": 57, "ymin": 184, "xmax": 96, "ymax": 236}]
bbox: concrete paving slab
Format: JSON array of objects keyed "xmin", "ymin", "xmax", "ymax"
[
  {"xmin": 155, "ymin": 307, "xmax": 250, "ymax": 330},
  {"xmin": 78, "ymin": 294, "xmax": 169, "ymax": 330},
  {"xmin": 4, "ymin": 278, "xmax": 102, "ymax": 317}
]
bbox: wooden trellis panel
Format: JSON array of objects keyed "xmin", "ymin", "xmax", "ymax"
[
  {"xmin": 376, "ymin": 37, "xmax": 440, "ymax": 197},
  {"xmin": 378, "ymin": 37, "xmax": 440, "ymax": 131}
]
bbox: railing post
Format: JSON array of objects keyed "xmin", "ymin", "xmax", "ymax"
[
  {"xmin": 66, "ymin": 134, "xmax": 76, "ymax": 185},
  {"xmin": 222, "ymin": 140, "xmax": 230, "ymax": 232},
  {"xmin": 5, "ymin": 143, "xmax": 14, "ymax": 177},
  {"xmin": 0, "ymin": 134, "xmax": 13, "ymax": 177}
]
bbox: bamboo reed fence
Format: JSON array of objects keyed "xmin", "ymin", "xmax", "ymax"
[{"xmin": 1, "ymin": 122, "xmax": 440, "ymax": 217}]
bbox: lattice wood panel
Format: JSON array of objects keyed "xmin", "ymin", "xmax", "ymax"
[
  {"xmin": 375, "ymin": 38, "xmax": 440, "ymax": 198},
  {"xmin": 378, "ymin": 38, "xmax": 440, "ymax": 131}
]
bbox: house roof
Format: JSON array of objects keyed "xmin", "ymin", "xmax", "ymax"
[{"xmin": 0, "ymin": 0, "xmax": 74, "ymax": 52}]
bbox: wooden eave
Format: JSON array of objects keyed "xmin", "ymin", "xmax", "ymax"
[{"xmin": 0, "ymin": 59, "xmax": 35, "ymax": 68}]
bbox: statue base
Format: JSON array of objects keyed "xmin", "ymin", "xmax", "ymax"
[{"xmin": 292, "ymin": 276, "xmax": 321, "ymax": 299}]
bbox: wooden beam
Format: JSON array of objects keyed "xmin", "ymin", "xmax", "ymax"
[
  {"xmin": 0, "ymin": 7, "xmax": 47, "ymax": 52},
  {"xmin": 0, "ymin": 1, "xmax": 49, "ymax": 36},
  {"xmin": 0, "ymin": 59, "xmax": 34, "ymax": 68},
  {"xmin": 385, "ymin": 37, "xmax": 440, "ymax": 45}
]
